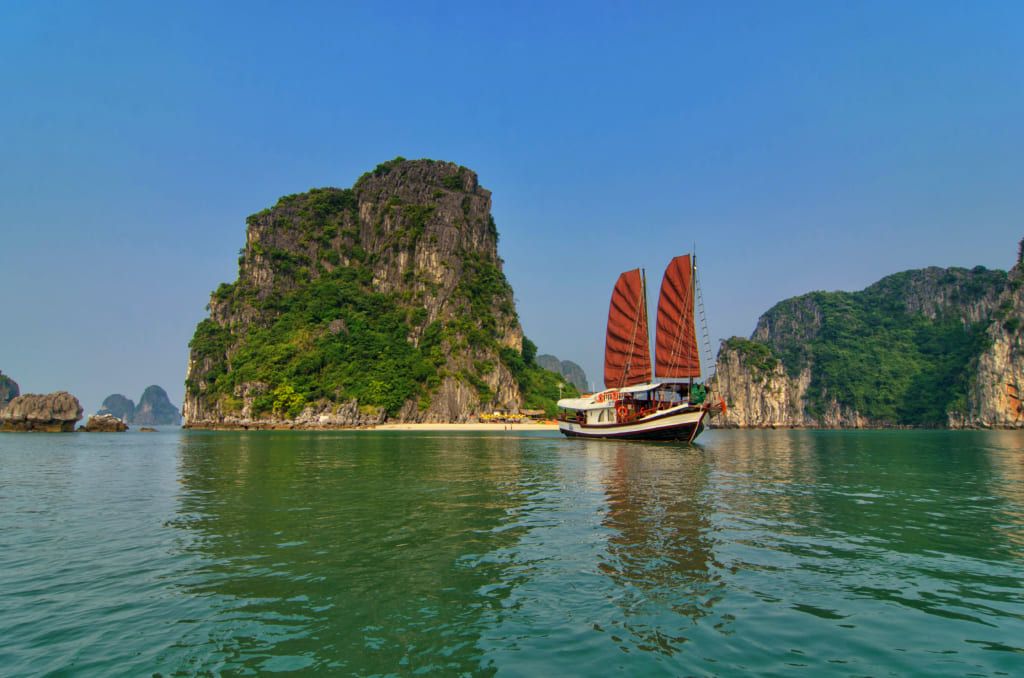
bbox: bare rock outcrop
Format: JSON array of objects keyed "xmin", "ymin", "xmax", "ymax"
[
  {"xmin": 80, "ymin": 414, "xmax": 129, "ymax": 432},
  {"xmin": 0, "ymin": 392, "xmax": 83, "ymax": 432},
  {"xmin": 711, "ymin": 347, "xmax": 809, "ymax": 428}
]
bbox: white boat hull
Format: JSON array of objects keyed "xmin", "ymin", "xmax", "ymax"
[{"xmin": 558, "ymin": 405, "xmax": 707, "ymax": 442}]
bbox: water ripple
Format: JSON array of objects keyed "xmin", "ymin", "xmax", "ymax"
[{"xmin": 1, "ymin": 429, "xmax": 1022, "ymax": 675}]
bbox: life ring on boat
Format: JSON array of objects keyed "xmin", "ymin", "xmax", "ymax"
[{"xmin": 616, "ymin": 405, "xmax": 628, "ymax": 419}]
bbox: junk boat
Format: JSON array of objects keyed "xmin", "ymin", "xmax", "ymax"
[{"xmin": 557, "ymin": 254, "xmax": 724, "ymax": 442}]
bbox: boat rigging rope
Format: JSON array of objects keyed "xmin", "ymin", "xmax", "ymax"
[{"xmin": 695, "ymin": 263, "xmax": 716, "ymax": 378}]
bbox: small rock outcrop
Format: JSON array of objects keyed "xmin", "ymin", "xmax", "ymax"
[
  {"xmin": 536, "ymin": 354, "xmax": 589, "ymax": 392},
  {"xmin": 0, "ymin": 392, "xmax": 83, "ymax": 432},
  {"xmin": 80, "ymin": 414, "xmax": 129, "ymax": 432},
  {"xmin": 133, "ymin": 385, "xmax": 181, "ymax": 425},
  {"xmin": 97, "ymin": 394, "xmax": 135, "ymax": 422},
  {"xmin": 0, "ymin": 370, "xmax": 19, "ymax": 405}
]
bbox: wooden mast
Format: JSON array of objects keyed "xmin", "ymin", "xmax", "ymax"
[{"xmin": 689, "ymin": 253, "xmax": 695, "ymax": 393}]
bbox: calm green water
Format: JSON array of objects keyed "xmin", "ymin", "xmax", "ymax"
[{"xmin": 1, "ymin": 430, "xmax": 1022, "ymax": 676}]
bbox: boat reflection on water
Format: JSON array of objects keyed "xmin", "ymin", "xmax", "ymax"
[{"xmin": 586, "ymin": 439, "xmax": 726, "ymax": 654}]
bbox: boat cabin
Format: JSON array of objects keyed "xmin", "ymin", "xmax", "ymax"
[{"xmin": 557, "ymin": 381, "xmax": 707, "ymax": 426}]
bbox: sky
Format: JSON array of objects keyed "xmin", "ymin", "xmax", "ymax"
[{"xmin": 1, "ymin": 1, "xmax": 1022, "ymax": 412}]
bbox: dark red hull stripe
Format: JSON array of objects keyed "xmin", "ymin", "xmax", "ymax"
[{"xmin": 560, "ymin": 420, "xmax": 705, "ymax": 442}]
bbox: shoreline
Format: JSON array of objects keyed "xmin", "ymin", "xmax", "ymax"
[
  {"xmin": 375, "ymin": 422, "xmax": 558, "ymax": 431},
  {"xmin": 182, "ymin": 421, "xmax": 560, "ymax": 432},
  {"xmin": 177, "ymin": 421, "xmax": 1022, "ymax": 432}
]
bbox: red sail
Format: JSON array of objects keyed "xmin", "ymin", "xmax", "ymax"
[
  {"xmin": 655, "ymin": 255, "xmax": 701, "ymax": 379},
  {"xmin": 604, "ymin": 268, "xmax": 652, "ymax": 389}
]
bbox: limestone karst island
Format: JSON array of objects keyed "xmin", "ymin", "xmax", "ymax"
[
  {"xmin": 714, "ymin": 245, "xmax": 1024, "ymax": 429},
  {"xmin": 98, "ymin": 386, "xmax": 182, "ymax": 426},
  {"xmin": 0, "ymin": 379, "xmax": 182, "ymax": 432},
  {"xmin": 184, "ymin": 158, "xmax": 576, "ymax": 429}
]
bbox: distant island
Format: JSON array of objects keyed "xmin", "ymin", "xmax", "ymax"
[
  {"xmin": 713, "ymin": 239, "xmax": 1024, "ymax": 429},
  {"xmin": 536, "ymin": 355, "xmax": 589, "ymax": 393},
  {"xmin": 184, "ymin": 158, "xmax": 577, "ymax": 429},
  {"xmin": 97, "ymin": 385, "xmax": 181, "ymax": 426},
  {"xmin": 0, "ymin": 370, "xmax": 19, "ymax": 405},
  {"xmin": 97, "ymin": 394, "xmax": 134, "ymax": 422}
]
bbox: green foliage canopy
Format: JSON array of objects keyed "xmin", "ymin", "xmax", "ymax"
[
  {"xmin": 187, "ymin": 161, "xmax": 575, "ymax": 421},
  {"xmin": 727, "ymin": 268, "xmax": 1004, "ymax": 426}
]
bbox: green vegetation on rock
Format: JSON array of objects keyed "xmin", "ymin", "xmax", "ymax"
[
  {"xmin": 722, "ymin": 337, "xmax": 778, "ymax": 380},
  {"xmin": 798, "ymin": 288, "xmax": 992, "ymax": 425},
  {"xmin": 185, "ymin": 158, "xmax": 572, "ymax": 424},
  {"xmin": 190, "ymin": 267, "xmax": 440, "ymax": 417},
  {"xmin": 728, "ymin": 266, "xmax": 1005, "ymax": 426},
  {"xmin": 501, "ymin": 338, "xmax": 579, "ymax": 416}
]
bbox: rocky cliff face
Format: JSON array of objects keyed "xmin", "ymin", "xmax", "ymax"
[
  {"xmin": 712, "ymin": 345, "xmax": 810, "ymax": 428},
  {"xmin": 184, "ymin": 158, "xmax": 526, "ymax": 427},
  {"xmin": 711, "ymin": 250, "xmax": 1023, "ymax": 429},
  {"xmin": 712, "ymin": 342, "xmax": 871, "ymax": 428},
  {"xmin": 0, "ymin": 371, "xmax": 19, "ymax": 405},
  {"xmin": 134, "ymin": 385, "xmax": 181, "ymax": 425},
  {"xmin": 948, "ymin": 265, "xmax": 1024, "ymax": 428},
  {"xmin": 0, "ymin": 392, "xmax": 83, "ymax": 432},
  {"xmin": 536, "ymin": 354, "xmax": 589, "ymax": 392},
  {"xmin": 98, "ymin": 394, "xmax": 135, "ymax": 421}
]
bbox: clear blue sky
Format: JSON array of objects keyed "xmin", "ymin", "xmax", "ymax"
[{"xmin": 2, "ymin": 1, "xmax": 1021, "ymax": 412}]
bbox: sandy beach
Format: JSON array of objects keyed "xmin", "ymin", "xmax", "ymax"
[{"xmin": 374, "ymin": 422, "xmax": 559, "ymax": 431}]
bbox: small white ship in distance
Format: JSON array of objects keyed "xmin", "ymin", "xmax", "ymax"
[{"xmin": 557, "ymin": 254, "xmax": 725, "ymax": 442}]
